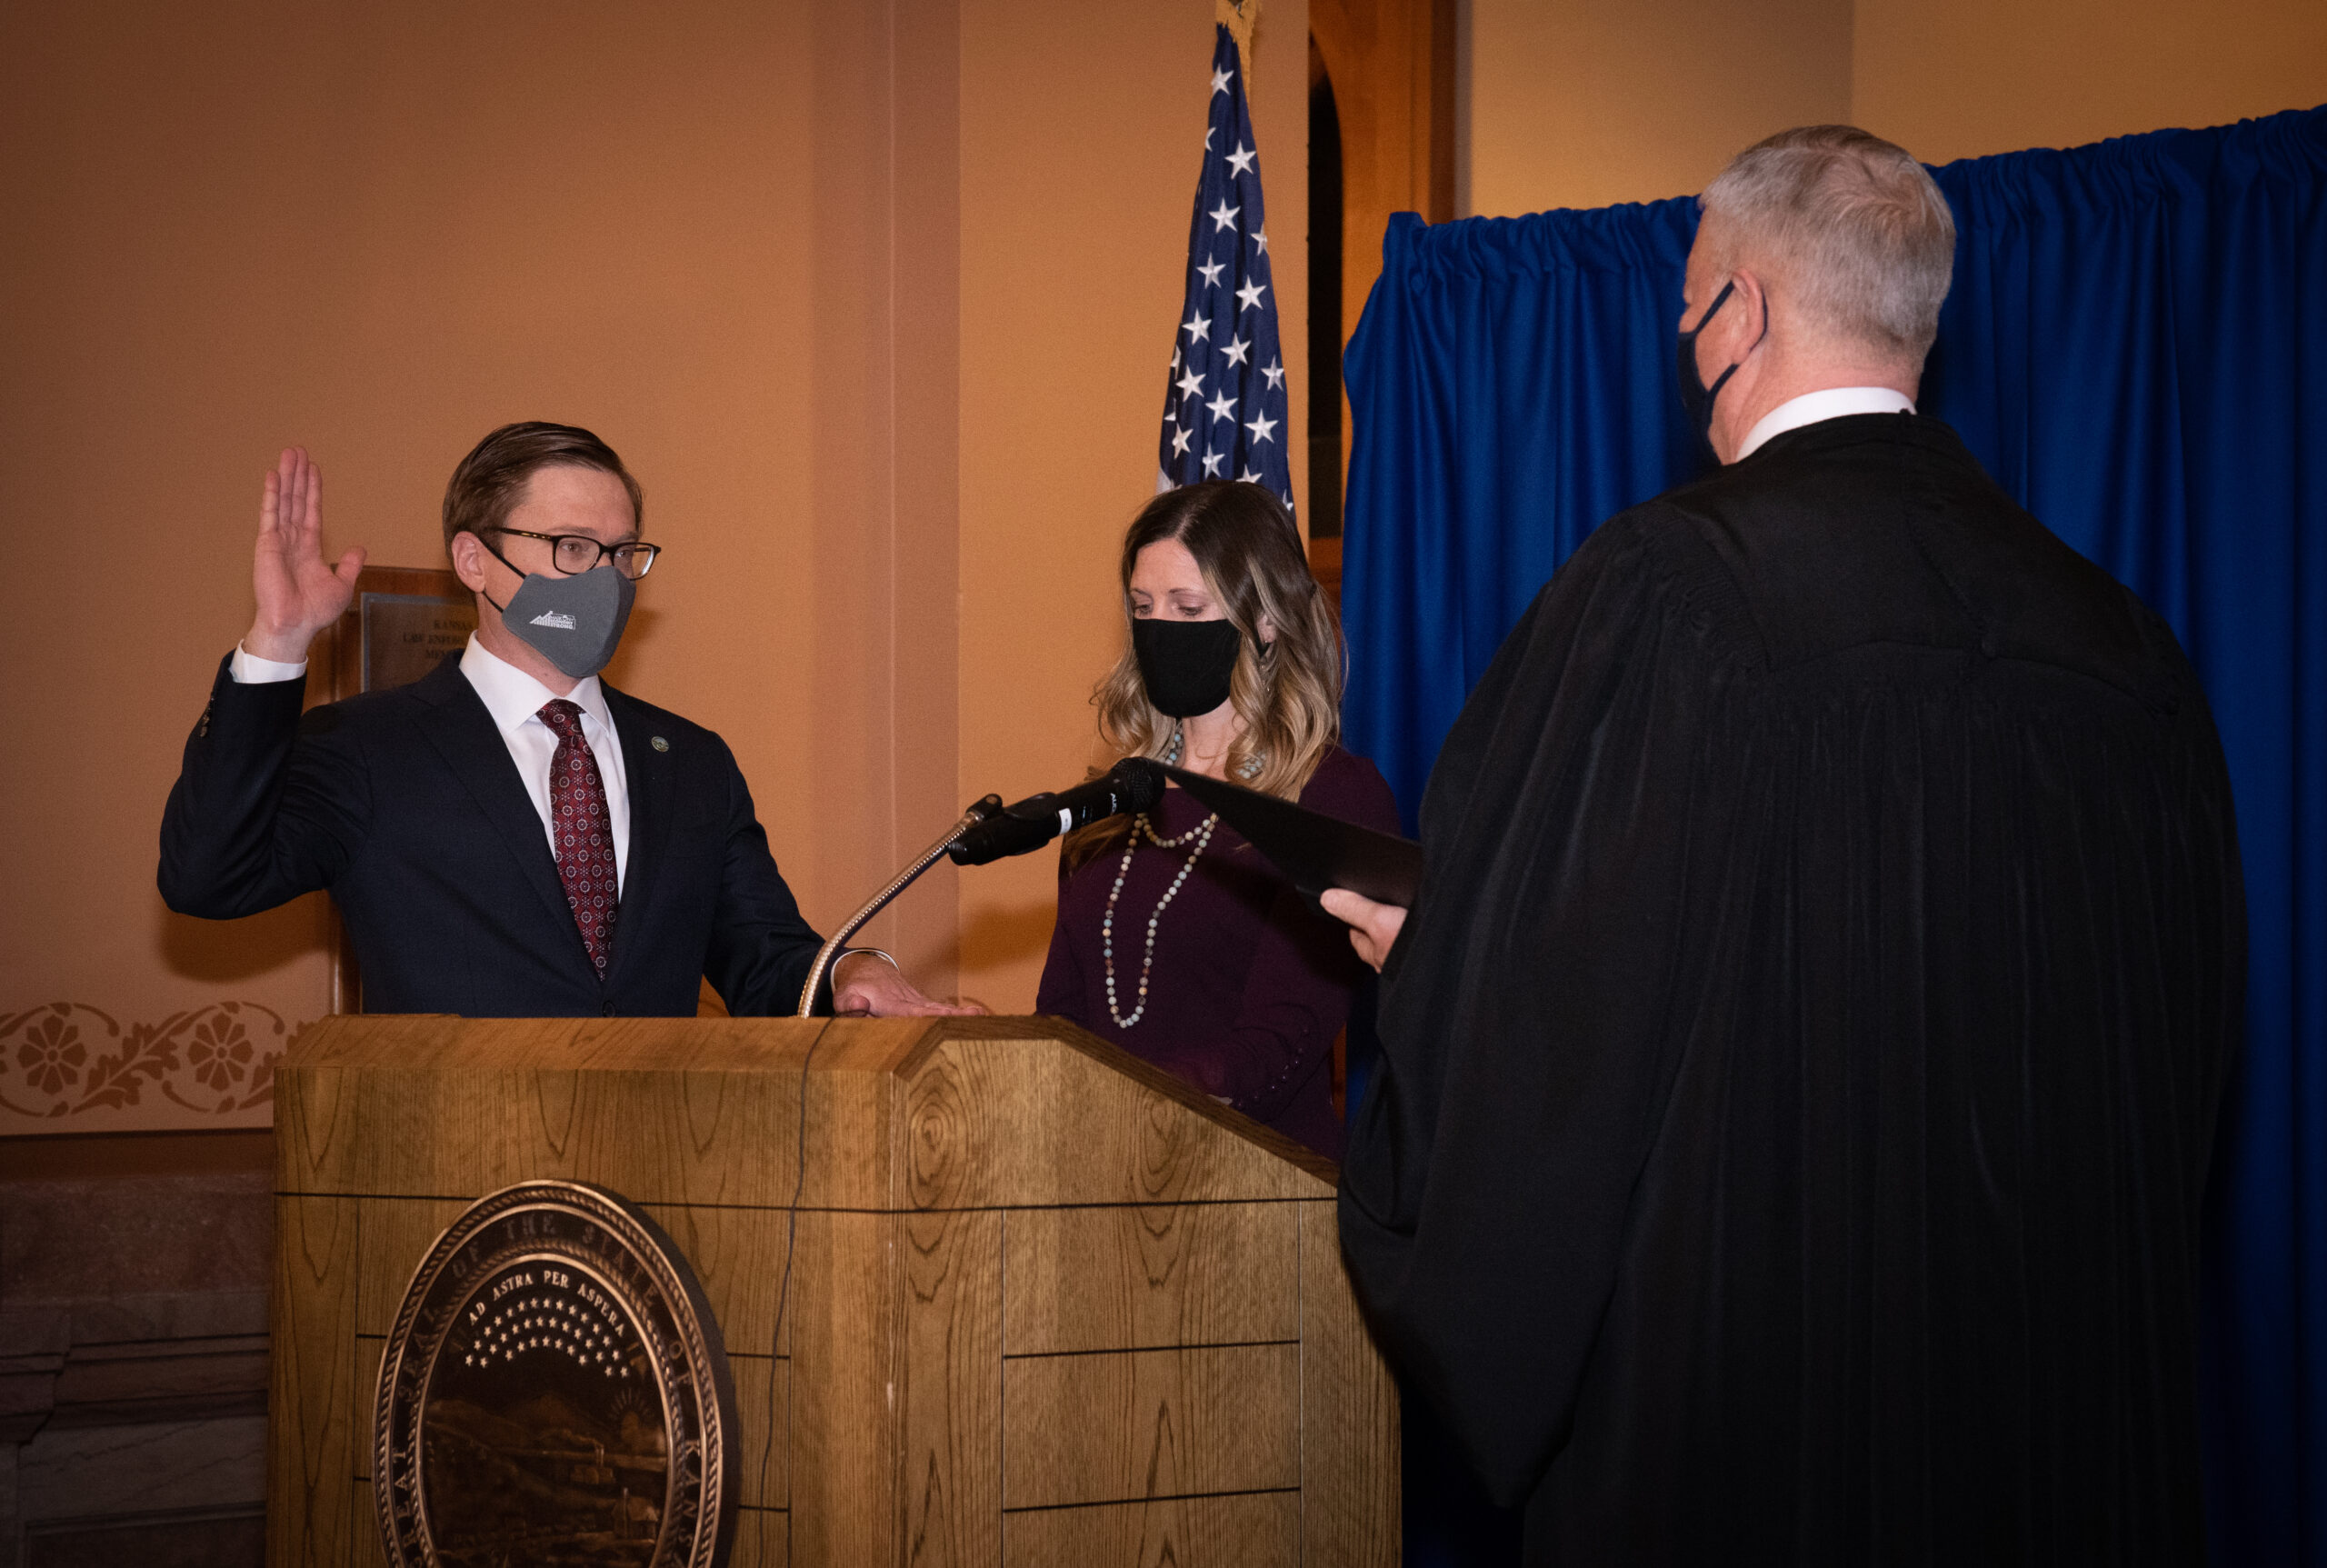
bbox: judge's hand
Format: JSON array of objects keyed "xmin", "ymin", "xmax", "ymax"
[
  {"xmin": 832, "ymin": 951, "xmax": 989, "ymax": 1017},
  {"xmin": 245, "ymin": 446, "xmax": 366, "ymax": 664},
  {"xmin": 1321, "ymin": 888, "xmax": 1407, "ymax": 973}
]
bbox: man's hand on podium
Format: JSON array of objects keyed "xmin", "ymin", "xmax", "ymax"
[
  {"xmin": 831, "ymin": 950, "xmax": 988, "ymax": 1017},
  {"xmin": 1321, "ymin": 888, "xmax": 1408, "ymax": 974}
]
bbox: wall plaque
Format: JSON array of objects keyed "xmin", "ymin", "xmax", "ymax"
[
  {"xmin": 375, "ymin": 1182, "xmax": 738, "ymax": 1568},
  {"xmin": 324, "ymin": 566, "xmax": 477, "ymax": 704},
  {"xmin": 359, "ymin": 590, "xmax": 476, "ymax": 693}
]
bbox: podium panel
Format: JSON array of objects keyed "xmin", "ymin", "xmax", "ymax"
[{"xmin": 270, "ymin": 1015, "xmax": 1398, "ymax": 1568}]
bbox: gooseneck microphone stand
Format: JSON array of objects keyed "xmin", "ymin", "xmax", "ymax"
[{"xmin": 794, "ymin": 795, "xmax": 1004, "ymax": 1018}]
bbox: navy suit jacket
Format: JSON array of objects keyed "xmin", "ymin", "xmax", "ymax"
[{"xmin": 159, "ymin": 652, "xmax": 824, "ymax": 1017}]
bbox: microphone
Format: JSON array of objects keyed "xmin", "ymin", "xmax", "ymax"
[{"xmin": 947, "ymin": 757, "xmax": 1166, "ymax": 866}]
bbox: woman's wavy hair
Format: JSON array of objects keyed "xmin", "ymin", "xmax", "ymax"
[{"xmin": 1063, "ymin": 481, "xmax": 1344, "ymax": 870}]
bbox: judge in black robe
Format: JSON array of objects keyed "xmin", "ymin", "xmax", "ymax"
[{"xmin": 1333, "ymin": 130, "xmax": 2245, "ymax": 1567}]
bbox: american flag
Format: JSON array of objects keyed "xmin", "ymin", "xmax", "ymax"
[{"xmin": 1156, "ymin": 25, "xmax": 1293, "ymax": 512}]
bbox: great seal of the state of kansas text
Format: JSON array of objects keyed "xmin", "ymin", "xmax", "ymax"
[{"xmin": 374, "ymin": 1181, "xmax": 739, "ymax": 1568}]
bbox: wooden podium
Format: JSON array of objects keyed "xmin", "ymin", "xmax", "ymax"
[{"xmin": 270, "ymin": 1014, "xmax": 1400, "ymax": 1568}]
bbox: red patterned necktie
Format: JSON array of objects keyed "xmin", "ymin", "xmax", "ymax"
[{"xmin": 538, "ymin": 699, "xmax": 618, "ymax": 974}]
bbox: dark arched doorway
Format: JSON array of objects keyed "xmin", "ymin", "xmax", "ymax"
[
  {"xmin": 1306, "ymin": 0, "xmax": 1456, "ymax": 597},
  {"xmin": 1309, "ymin": 39, "xmax": 1346, "ymax": 549}
]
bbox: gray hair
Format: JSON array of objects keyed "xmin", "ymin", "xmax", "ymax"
[{"xmin": 1700, "ymin": 125, "xmax": 1956, "ymax": 365}]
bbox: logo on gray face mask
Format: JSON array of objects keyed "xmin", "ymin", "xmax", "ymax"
[{"xmin": 491, "ymin": 564, "xmax": 636, "ymax": 679}]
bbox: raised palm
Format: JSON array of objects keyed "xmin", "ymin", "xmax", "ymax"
[{"xmin": 245, "ymin": 446, "xmax": 366, "ymax": 664}]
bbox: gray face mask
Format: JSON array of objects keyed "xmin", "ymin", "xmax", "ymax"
[{"xmin": 484, "ymin": 545, "xmax": 636, "ymax": 680}]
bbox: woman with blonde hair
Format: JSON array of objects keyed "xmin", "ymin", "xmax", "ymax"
[{"xmin": 1035, "ymin": 481, "xmax": 1399, "ymax": 1156}]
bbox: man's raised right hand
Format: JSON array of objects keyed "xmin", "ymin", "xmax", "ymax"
[{"xmin": 243, "ymin": 446, "xmax": 366, "ymax": 664}]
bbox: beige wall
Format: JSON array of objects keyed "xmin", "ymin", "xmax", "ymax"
[
  {"xmin": 0, "ymin": 0, "xmax": 1303, "ymax": 1130},
  {"xmin": 1463, "ymin": 0, "xmax": 2324, "ymax": 216},
  {"xmin": 1464, "ymin": 0, "xmax": 1853, "ymax": 217},
  {"xmin": 1853, "ymin": 0, "xmax": 2327, "ymax": 165}
]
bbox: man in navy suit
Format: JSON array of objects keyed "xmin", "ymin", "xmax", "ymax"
[{"xmin": 162, "ymin": 423, "xmax": 970, "ymax": 1019}]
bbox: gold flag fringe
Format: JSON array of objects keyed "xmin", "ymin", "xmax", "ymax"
[{"xmin": 1215, "ymin": 0, "xmax": 1260, "ymax": 81}]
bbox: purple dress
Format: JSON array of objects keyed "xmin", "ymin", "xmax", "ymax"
[{"xmin": 1036, "ymin": 745, "xmax": 1400, "ymax": 1158}]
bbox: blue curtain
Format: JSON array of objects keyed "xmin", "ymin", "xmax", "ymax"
[
  {"xmin": 1341, "ymin": 196, "xmax": 1700, "ymax": 829},
  {"xmin": 1341, "ymin": 106, "xmax": 2327, "ymax": 1565}
]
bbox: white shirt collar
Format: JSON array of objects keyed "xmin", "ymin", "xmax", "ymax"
[
  {"xmin": 458, "ymin": 634, "xmax": 614, "ymax": 741},
  {"xmin": 1735, "ymin": 386, "xmax": 1916, "ymax": 462}
]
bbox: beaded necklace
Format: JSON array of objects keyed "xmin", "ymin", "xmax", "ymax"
[{"xmin": 1102, "ymin": 728, "xmax": 1221, "ymax": 1029}]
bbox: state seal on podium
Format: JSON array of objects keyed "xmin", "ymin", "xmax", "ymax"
[{"xmin": 373, "ymin": 1181, "xmax": 740, "ymax": 1568}]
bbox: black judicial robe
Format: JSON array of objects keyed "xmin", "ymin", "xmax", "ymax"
[{"xmin": 1338, "ymin": 414, "xmax": 2244, "ymax": 1565}]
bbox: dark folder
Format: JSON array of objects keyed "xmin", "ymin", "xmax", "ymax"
[{"xmin": 1162, "ymin": 765, "xmax": 1421, "ymax": 906}]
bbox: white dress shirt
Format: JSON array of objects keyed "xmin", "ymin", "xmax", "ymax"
[
  {"xmin": 1735, "ymin": 386, "xmax": 1916, "ymax": 462},
  {"xmin": 228, "ymin": 634, "xmax": 632, "ymax": 891}
]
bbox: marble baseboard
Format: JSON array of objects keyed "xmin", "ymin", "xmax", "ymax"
[
  {"xmin": 5, "ymin": 1418, "xmax": 265, "ymax": 1568},
  {"xmin": 16, "ymin": 1417, "xmax": 265, "ymax": 1525},
  {"xmin": 1, "ymin": 1141, "xmax": 275, "ymax": 1568},
  {"xmin": 24, "ymin": 1509, "xmax": 264, "ymax": 1568}
]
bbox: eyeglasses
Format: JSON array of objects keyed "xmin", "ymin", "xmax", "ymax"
[{"xmin": 486, "ymin": 526, "xmax": 662, "ymax": 579}]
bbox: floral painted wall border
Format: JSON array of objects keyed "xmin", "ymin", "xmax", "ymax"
[{"xmin": 1, "ymin": 1001, "xmax": 292, "ymax": 1133}]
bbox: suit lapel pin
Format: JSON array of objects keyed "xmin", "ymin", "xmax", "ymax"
[{"xmin": 651, "ymin": 735, "xmax": 670, "ymax": 753}]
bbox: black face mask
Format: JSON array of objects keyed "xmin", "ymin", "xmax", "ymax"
[
  {"xmin": 1675, "ymin": 278, "xmax": 1765, "ymax": 454},
  {"xmin": 1133, "ymin": 617, "xmax": 1243, "ymax": 718}
]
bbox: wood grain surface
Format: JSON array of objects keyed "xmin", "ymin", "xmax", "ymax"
[
  {"xmin": 897, "ymin": 1031, "xmax": 1333, "ymax": 1210},
  {"xmin": 898, "ymin": 1208, "xmax": 1002, "ymax": 1565},
  {"xmin": 732, "ymin": 1356, "xmax": 790, "ymax": 1512},
  {"xmin": 353, "ymin": 1338, "xmax": 382, "ymax": 1482},
  {"xmin": 348, "ymin": 1481, "xmax": 386, "ymax": 1568},
  {"xmin": 355, "ymin": 1198, "xmax": 472, "ymax": 1336},
  {"xmin": 784, "ymin": 1210, "xmax": 895, "ymax": 1564},
  {"xmin": 729, "ymin": 1507, "xmax": 790, "ymax": 1568},
  {"xmin": 273, "ymin": 1016, "xmax": 1395, "ymax": 1568},
  {"xmin": 269, "ymin": 1194, "xmax": 357, "ymax": 1568},
  {"xmin": 1003, "ymin": 1490, "xmax": 1301, "ymax": 1568},
  {"xmin": 1004, "ymin": 1203, "xmax": 1298, "ymax": 1355},
  {"xmin": 1003, "ymin": 1343, "xmax": 1301, "ymax": 1509},
  {"xmin": 1298, "ymin": 1201, "xmax": 1402, "ymax": 1568},
  {"xmin": 639, "ymin": 1201, "xmax": 794, "ymax": 1359}
]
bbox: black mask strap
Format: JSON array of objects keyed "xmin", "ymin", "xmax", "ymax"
[
  {"xmin": 1684, "ymin": 278, "xmax": 1737, "ymax": 338},
  {"xmin": 1691, "ymin": 280, "xmax": 1771, "ymax": 405},
  {"xmin": 474, "ymin": 533, "xmax": 541, "ymax": 618}
]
